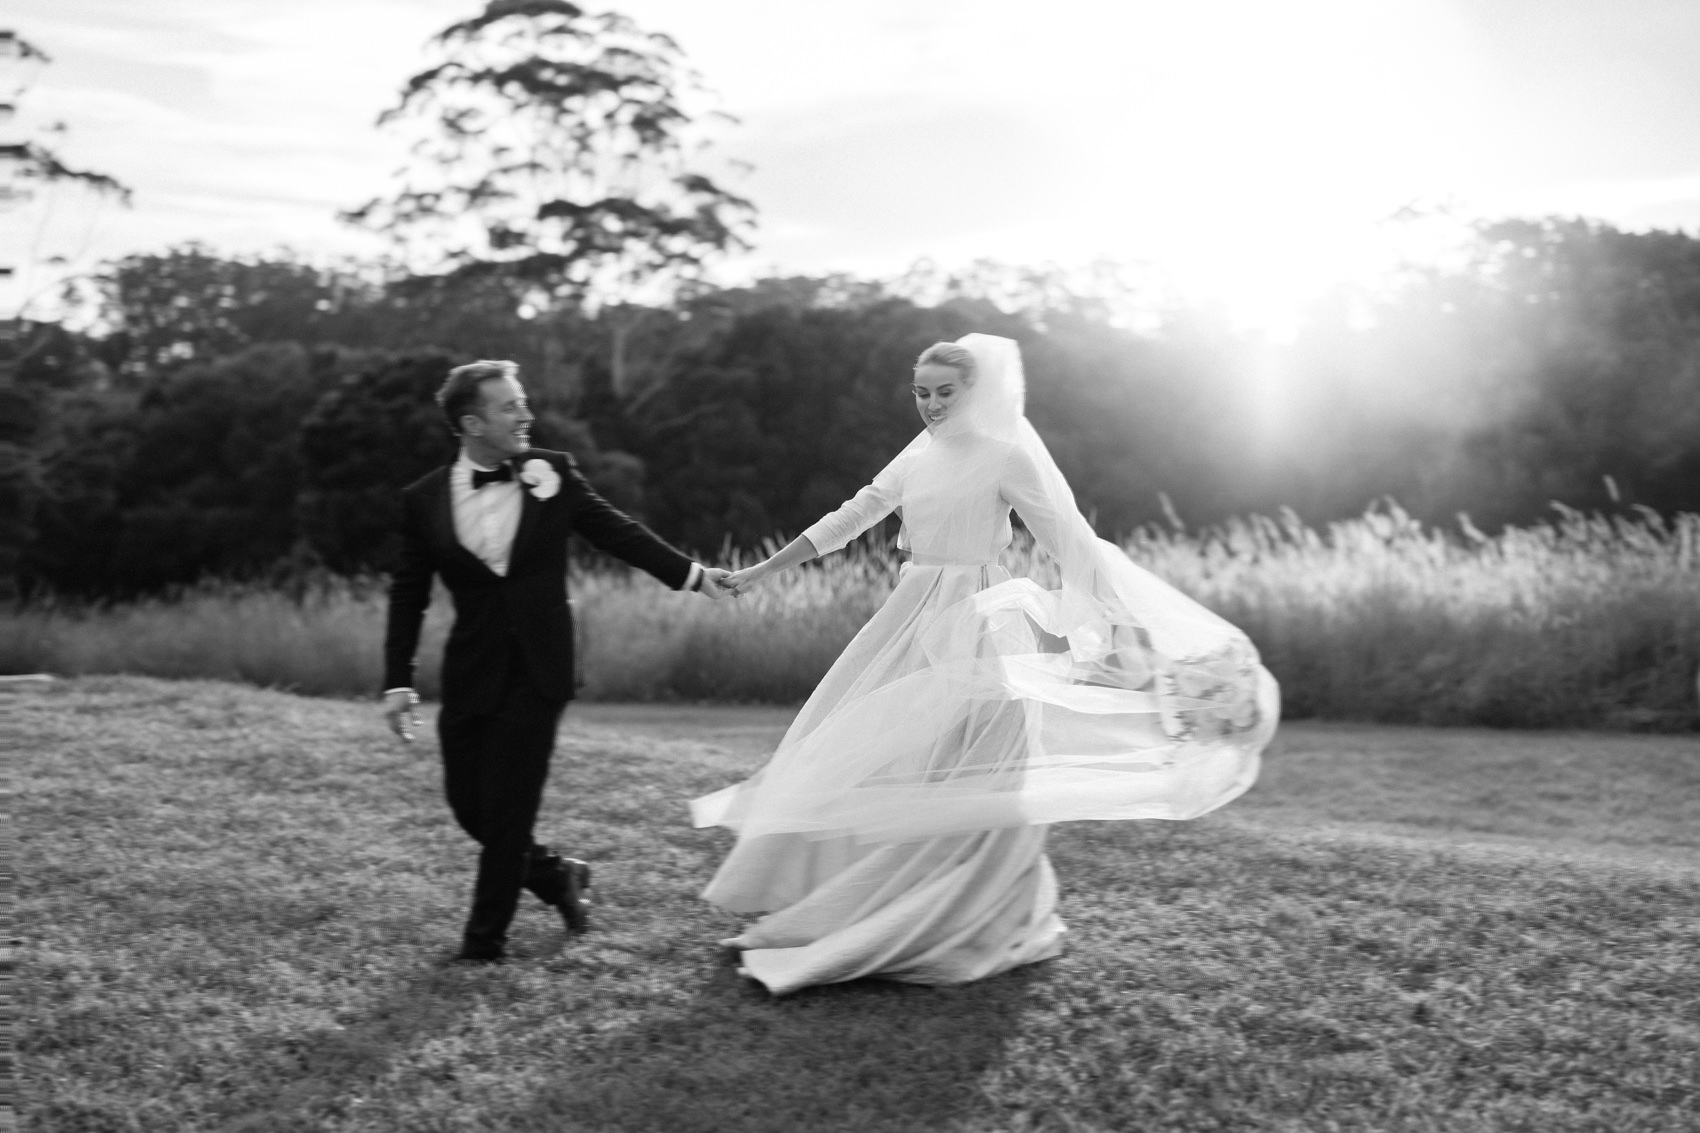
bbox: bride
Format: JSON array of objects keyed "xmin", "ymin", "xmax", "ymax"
[{"xmin": 692, "ymin": 333, "xmax": 1279, "ymax": 995}]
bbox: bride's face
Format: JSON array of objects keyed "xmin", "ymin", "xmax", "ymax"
[{"xmin": 912, "ymin": 364, "xmax": 968, "ymax": 430}]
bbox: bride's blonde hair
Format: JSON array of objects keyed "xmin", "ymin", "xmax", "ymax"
[{"xmin": 914, "ymin": 342, "xmax": 976, "ymax": 383}]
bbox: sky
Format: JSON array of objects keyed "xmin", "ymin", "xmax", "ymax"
[{"xmin": 6, "ymin": 0, "xmax": 1700, "ymax": 332}]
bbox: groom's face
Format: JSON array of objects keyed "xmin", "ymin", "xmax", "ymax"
[{"xmin": 464, "ymin": 376, "xmax": 534, "ymax": 460}]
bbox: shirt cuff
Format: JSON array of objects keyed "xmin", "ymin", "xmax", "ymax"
[
  {"xmin": 383, "ymin": 687, "xmax": 415, "ymax": 698},
  {"xmin": 682, "ymin": 562, "xmax": 703, "ymax": 592}
]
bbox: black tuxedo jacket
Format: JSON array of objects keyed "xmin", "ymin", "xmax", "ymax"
[{"xmin": 384, "ymin": 448, "xmax": 694, "ymax": 713}]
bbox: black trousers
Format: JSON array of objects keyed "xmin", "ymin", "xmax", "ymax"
[{"xmin": 435, "ymin": 663, "xmax": 568, "ymax": 948}]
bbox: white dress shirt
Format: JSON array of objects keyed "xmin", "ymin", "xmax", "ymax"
[{"xmin": 452, "ymin": 454, "xmax": 524, "ymax": 576}]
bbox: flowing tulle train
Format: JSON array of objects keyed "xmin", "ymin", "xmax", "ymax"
[
  {"xmin": 699, "ymin": 564, "xmax": 1067, "ymax": 993},
  {"xmin": 692, "ymin": 334, "xmax": 1277, "ymax": 995}
]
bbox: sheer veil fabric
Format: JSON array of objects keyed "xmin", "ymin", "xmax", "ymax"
[
  {"xmin": 691, "ymin": 335, "xmax": 1276, "ymax": 992},
  {"xmin": 692, "ymin": 334, "xmax": 1278, "ymax": 851}
]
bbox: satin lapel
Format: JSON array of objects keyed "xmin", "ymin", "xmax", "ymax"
[{"xmin": 508, "ymin": 477, "xmax": 542, "ymax": 570}]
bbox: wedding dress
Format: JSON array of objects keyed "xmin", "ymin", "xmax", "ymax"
[{"xmin": 691, "ymin": 334, "xmax": 1278, "ymax": 995}]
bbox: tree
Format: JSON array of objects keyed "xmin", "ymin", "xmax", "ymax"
[
  {"xmin": 596, "ymin": 297, "xmax": 1020, "ymax": 552},
  {"xmin": 85, "ymin": 245, "xmax": 367, "ymax": 378},
  {"xmin": 75, "ymin": 244, "xmax": 597, "ymax": 392},
  {"xmin": 342, "ymin": 0, "xmax": 755, "ymax": 312},
  {"xmin": 1258, "ymin": 216, "xmax": 1700, "ymax": 528},
  {"xmin": 13, "ymin": 343, "xmax": 359, "ymax": 596},
  {"xmin": 0, "ymin": 30, "xmax": 132, "ymax": 314},
  {"xmin": 297, "ymin": 351, "xmax": 461, "ymax": 575},
  {"xmin": 0, "ymin": 30, "xmax": 133, "ymax": 591},
  {"xmin": 0, "ymin": 320, "xmax": 114, "ymax": 595}
]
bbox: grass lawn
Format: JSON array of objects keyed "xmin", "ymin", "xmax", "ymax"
[{"xmin": 14, "ymin": 677, "xmax": 1700, "ymax": 1133}]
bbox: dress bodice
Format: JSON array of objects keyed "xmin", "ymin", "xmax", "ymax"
[
  {"xmin": 802, "ymin": 428, "xmax": 1091, "ymax": 572},
  {"xmin": 899, "ymin": 433, "xmax": 1015, "ymax": 564}
]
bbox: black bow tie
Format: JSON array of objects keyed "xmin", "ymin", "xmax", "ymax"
[{"xmin": 470, "ymin": 463, "xmax": 514, "ymax": 490}]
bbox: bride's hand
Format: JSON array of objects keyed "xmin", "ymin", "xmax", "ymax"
[{"xmin": 725, "ymin": 563, "xmax": 769, "ymax": 595}]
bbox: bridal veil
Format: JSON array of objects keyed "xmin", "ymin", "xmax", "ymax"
[{"xmin": 692, "ymin": 333, "xmax": 1278, "ymax": 846}]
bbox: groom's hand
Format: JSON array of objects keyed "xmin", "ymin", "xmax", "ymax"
[
  {"xmin": 697, "ymin": 566, "xmax": 735, "ymax": 600},
  {"xmin": 383, "ymin": 689, "xmax": 420, "ymax": 742}
]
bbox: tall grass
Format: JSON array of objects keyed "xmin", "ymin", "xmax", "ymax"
[
  {"xmin": 0, "ymin": 580, "xmax": 446, "ymax": 699},
  {"xmin": 5, "ymin": 504, "xmax": 1698, "ymax": 729},
  {"xmin": 574, "ymin": 541, "xmax": 894, "ymax": 702},
  {"xmin": 1128, "ymin": 502, "xmax": 1700, "ymax": 729}
]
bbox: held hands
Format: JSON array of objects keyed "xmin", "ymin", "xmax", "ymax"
[
  {"xmin": 383, "ymin": 689, "xmax": 421, "ymax": 743},
  {"xmin": 723, "ymin": 561, "xmax": 772, "ymax": 596},
  {"xmin": 693, "ymin": 560, "xmax": 783, "ymax": 600},
  {"xmin": 696, "ymin": 566, "xmax": 737, "ymax": 600}
]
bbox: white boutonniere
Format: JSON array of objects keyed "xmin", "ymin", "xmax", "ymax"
[{"xmin": 518, "ymin": 458, "xmax": 561, "ymax": 500}]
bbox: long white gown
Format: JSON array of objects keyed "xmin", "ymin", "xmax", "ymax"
[{"xmin": 691, "ymin": 336, "xmax": 1278, "ymax": 996}]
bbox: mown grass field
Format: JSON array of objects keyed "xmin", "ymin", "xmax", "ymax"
[{"xmin": 15, "ymin": 677, "xmax": 1700, "ymax": 1132}]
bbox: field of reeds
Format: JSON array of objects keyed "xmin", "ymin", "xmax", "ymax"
[{"xmin": 4, "ymin": 503, "xmax": 1698, "ymax": 729}]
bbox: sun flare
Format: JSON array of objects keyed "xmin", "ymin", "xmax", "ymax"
[{"xmin": 888, "ymin": 0, "xmax": 1485, "ymax": 338}]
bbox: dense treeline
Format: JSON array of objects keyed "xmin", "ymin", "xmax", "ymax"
[{"xmin": 4, "ymin": 216, "xmax": 1700, "ymax": 599}]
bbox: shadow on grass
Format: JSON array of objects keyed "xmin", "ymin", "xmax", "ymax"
[
  {"xmin": 211, "ymin": 963, "xmax": 497, "ymax": 1133},
  {"xmin": 508, "ymin": 958, "xmax": 1042, "ymax": 1133},
  {"xmin": 209, "ymin": 948, "xmax": 1038, "ymax": 1133}
]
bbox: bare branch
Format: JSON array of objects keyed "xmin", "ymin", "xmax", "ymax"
[{"xmin": 0, "ymin": 140, "xmax": 133, "ymax": 204}]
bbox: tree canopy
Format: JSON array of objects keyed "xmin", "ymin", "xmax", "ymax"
[
  {"xmin": 342, "ymin": 0, "xmax": 754, "ymax": 310},
  {"xmin": 9, "ymin": 214, "xmax": 1700, "ymax": 599}
]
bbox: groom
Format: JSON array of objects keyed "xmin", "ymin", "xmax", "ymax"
[{"xmin": 382, "ymin": 359, "xmax": 730, "ymax": 962}]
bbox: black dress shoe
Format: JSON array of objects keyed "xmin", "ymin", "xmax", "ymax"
[
  {"xmin": 559, "ymin": 857, "xmax": 592, "ymax": 935},
  {"xmin": 454, "ymin": 939, "xmax": 505, "ymax": 964},
  {"xmin": 526, "ymin": 848, "xmax": 593, "ymax": 935}
]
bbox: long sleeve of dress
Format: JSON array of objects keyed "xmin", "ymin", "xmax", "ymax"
[{"xmin": 801, "ymin": 447, "xmax": 909, "ymax": 557}]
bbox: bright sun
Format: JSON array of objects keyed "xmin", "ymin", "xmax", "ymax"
[{"xmin": 967, "ymin": 0, "xmax": 1481, "ymax": 338}]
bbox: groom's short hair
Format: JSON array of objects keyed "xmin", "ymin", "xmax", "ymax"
[{"xmin": 438, "ymin": 360, "xmax": 519, "ymax": 434}]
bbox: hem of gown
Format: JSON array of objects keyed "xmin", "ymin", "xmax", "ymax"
[
  {"xmin": 737, "ymin": 940, "xmax": 1067, "ymax": 997},
  {"xmin": 726, "ymin": 914, "xmax": 1068, "ymax": 997}
]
